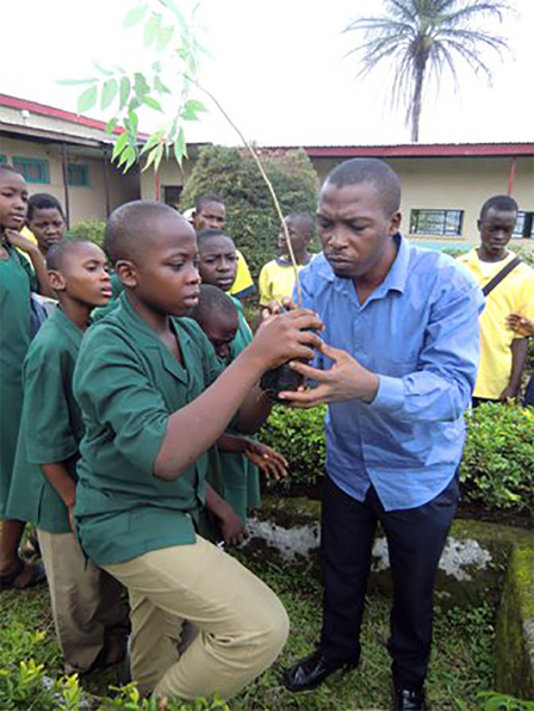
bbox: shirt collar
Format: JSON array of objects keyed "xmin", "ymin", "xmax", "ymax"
[{"xmin": 51, "ymin": 305, "xmax": 85, "ymax": 349}]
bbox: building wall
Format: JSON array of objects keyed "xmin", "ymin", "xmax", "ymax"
[
  {"xmin": 0, "ymin": 135, "xmax": 140, "ymax": 225},
  {"xmin": 311, "ymin": 155, "xmax": 534, "ymax": 245},
  {"xmin": 139, "ymin": 155, "xmax": 196, "ymax": 204}
]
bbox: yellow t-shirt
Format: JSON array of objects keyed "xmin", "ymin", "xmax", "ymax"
[
  {"xmin": 228, "ymin": 250, "xmax": 255, "ymax": 298},
  {"xmin": 258, "ymin": 257, "xmax": 313, "ymax": 306},
  {"xmin": 16, "ymin": 226, "xmax": 38, "ymax": 266},
  {"xmin": 456, "ymin": 249, "xmax": 534, "ymax": 399}
]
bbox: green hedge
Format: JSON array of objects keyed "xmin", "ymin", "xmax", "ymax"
[
  {"xmin": 261, "ymin": 403, "xmax": 534, "ymax": 513},
  {"xmin": 180, "ymin": 145, "xmax": 319, "ymax": 277},
  {"xmin": 68, "ymin": 219, "xmax": 106, "ymax": 248}
]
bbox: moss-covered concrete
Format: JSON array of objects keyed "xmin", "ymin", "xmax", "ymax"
[
  {"xmin": 495, "ymin": 546, "xmax": 534, "ymax": 700},
  {"xmin": 248, "ymin": 495, "xmax": 534, "ymax": 698}
]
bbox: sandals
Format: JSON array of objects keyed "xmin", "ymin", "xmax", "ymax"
[{"xmin": 0, "ymin": 558, "xmax": 46, "ymax": 591}]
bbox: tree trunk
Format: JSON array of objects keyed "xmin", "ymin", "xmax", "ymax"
[{"xmin": 411, "ymin": 63, "xmax": 425, "ymax": 143}]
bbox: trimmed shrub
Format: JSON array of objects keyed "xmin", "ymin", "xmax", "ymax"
[
  {"xmin": 261, "ymin": 402, "xmax": 534, "ymax": 513},
  {"xmin": 180, "ymin": 145, "xmax": 319, "ymax": 277},
  {"xmin": 68, "ymin": 219, "xmax": 106, "ymax": 248},
  {"xmin": 460, "ymin": 403, "xmax": 534, "ymax": 511}
]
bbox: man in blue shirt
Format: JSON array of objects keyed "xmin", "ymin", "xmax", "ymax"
[{"xmin": 280, "ymin": 158, "xmax": 484, "ymax": 711}]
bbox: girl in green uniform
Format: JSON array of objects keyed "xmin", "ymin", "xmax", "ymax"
[{"xmin": 0, "ymin": 165, "xmax": 52, "ymax": 590}]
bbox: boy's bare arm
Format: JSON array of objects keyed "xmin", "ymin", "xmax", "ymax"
[
  {"xmin": 204, "ymin": 483, "xmax": 248, "ymax": 546},
  {"xmin": 154, "ymin": 309, "xmax": 322, "ymax": 481}
]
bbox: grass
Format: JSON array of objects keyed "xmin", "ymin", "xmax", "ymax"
[{"xmin": 0, "ymin": 547, "xmax": 495, "ymax": 710}]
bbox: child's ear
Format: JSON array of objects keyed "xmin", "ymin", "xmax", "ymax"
[
  {"xmin": 115, "ymin": 260, "xmax": 137, "ymax": 288},
  {"xmin": 48, "ymin": 269, "xmax": 66, "ymax": 292}
]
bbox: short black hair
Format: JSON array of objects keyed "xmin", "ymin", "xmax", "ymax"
[
  {"xmin": 287, "ymin": 212, "xmax": 315, "ymax": 236},
  {"xmin": 325, "ymin": 158, "xmax": 401, "ymax": 215},
  {"xmin": 0, "ymin": 164, "xmax": 24, "ymax": 179},
  {"xmin": 46, "ymin": 238, "xmax": 94, "ymax": 271},
  {"xmin": 104, "ymin": 200, "xmax": 189, "ymax": 264},
  {"xmin": 190, "ymin": 284, "xmax": 238, "ymax": 325},
  {"xmin": 479, "ymin": 195, "xmax": 518, "ymax": 220},
  {"xmin": 196, "ymin": 228, "xmax": 235, "ymax": 251},
  {"xmin": 27, "ymin": 193, "xmax": 65, "ymax": 221},
  {"xmin": 195, "ymin": 194, "xmax": 224, "ymax": 212}
]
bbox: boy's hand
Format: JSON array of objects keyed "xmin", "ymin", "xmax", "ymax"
[
  {"xmin": 260, "ymin": 297, "xmax": 296, "ymax": 319},
  {"xmin": 244, "ymin": 441, "xmax": 288, "ymax": 481},
  {"xmin": 216, "ymin": 504, "xmax": 249, "ymax": 547},
  {"xmin": 68, "ymin": 506, "xmax": 76, "ymax": 535},
  {"xmin": 250, "ymin": 308, "xmax": 323, "ymax": 370},
  {"xmin": 507, "ymin": 311, "xmax": 534, "ymax": 338},
  {"xmin": 4, "ymin": 228, "xmax": 39, "ymax": 255}
]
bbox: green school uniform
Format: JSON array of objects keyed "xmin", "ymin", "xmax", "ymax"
[
  {"xmin": 0, "ymin": 244, "xmax": 33, "ymax": 518},
  {"xmin": 213, "ymin": 296, "xmax": 260, "ymax": 522},
  {"xmin": 6, "ymin": 307, "xmax": 84, "ymax": 532},
  {"xmin": 73, "ymin": 293, "xmax": 224, "ymax": 567}
]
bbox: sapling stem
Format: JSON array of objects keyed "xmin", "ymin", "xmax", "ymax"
[{"xmin": 190, "ymin": 80, "xmax": 303, "ymax": 306}]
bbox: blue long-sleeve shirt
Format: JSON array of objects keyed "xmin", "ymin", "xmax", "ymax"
[{"xmin": 296, "ymin": 234, "xmax": 485, "ymax": 511}]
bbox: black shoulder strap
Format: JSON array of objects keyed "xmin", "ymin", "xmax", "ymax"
[{"xmin": 482, "ymin": 256, "xmax": 522, "ymax": 297}]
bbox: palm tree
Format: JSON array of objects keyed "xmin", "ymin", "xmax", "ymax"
[{"xmin": 344, "ymin": 0, "xmax": 510, "ymax": 142}]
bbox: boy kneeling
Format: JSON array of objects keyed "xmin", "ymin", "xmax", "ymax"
[{"xmin": 72, "ymin": 202, "xmax": 322, "ymax": 700}]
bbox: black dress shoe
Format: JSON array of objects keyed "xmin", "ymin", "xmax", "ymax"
[
  {"xmin": 283, "ymin": 650, "xmax": 356, "ymax": 692},
  {"xmin": 395, "ymin": 686, "xmax": 428, "ymax": 710}
]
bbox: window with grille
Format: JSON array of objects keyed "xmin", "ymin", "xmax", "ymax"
[
  {"xmin": 410, "ymin": 209, "xmax": 464, "ymax": 236},
  {"xmin": 12, "ymin": 156, "xmax": 50, "ymax": 184}
]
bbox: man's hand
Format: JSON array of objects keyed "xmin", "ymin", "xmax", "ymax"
[
  {"xmin": 499, "ymin": 384, "xmax": 519, "ymax": 402},
  {"xmin": 244, "ymin": 441, "xmax": 288, "ymax": 481},
  {"xmin": 278, "ymin": 342, "xmax": 379, "ymax": 408},
  {"xmin": 507, "ymin": 312, "xmax": 534, "ymax": 338}
]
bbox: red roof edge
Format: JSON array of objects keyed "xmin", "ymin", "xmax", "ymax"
[
  {"xmin": 0, "ymin": 93, "xmax": 149, "ymax": 140},
  {"xmin": 299, "ymin": 143, "xmax": 534, "ymax": 158}
]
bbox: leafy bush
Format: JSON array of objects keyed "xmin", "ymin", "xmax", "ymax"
[
  {"xmin": 262, "ymin": 402, "xmax": 534, "ymax": 513},
  {"xmin": 68, "ymin": 219, "xmax": 106, "ymax": 248},
  {"xmin": 180, "ymin": 145, "xmax": 319, "ymax": 277},
  {"xmin": 460, "ymin": 403, "xmax": 534, "ymax": 511}
]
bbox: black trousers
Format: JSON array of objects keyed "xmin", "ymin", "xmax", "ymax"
[{"xmin": 319, "ymin": 473, "xmax": 458, "ymax": 689}]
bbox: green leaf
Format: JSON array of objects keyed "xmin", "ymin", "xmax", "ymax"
[
  {"xmin": 160, "ymin": 0, "xmax": 189, "ymax": 39},
  {"xmin": 153, "ymin": 76, "xmax": 171, "ymax": 94},
  {"xmin": 133, "ymin": 73, "xmax": 150, "ymax": 96},
  {"xmin": 101, "ymin": 79, "xmax": 118, "ymax": 110},
  {"xmin": 122, "ymin": 146, "xmax": 137, "ymax": 173},
  {"xmin": 111, "ymin": 132, "xmax": 129, "ymax": 161},
  {"xmin": 143, "ymin": 13, "xmax": 162, "ymax": 48},
  {"xmin": 105, "ymin": 117, "xmax": 118, "ymax": 133},
  {"xmin": 140, "ymin": 130, "xmax": 164, "ymax": 155},
  {"xmin": 123, "ymin": 4, "xmax": 148, "ymax": 28},
  {"xmin": 92, "ymin": 60, "xmax": 113, "ymax": 76},
  {"xmin": 152, "ymin": 61, "xmax": 162, "ymax": 72},
  {"xmin": 141, "ymin": 96, "xmax": 163, "ymax": 112},
  {"xmin": 181, "ymin": 98, "xmax": 206, "ymax": 120},
  {"xmin": 173, "ymin": 126, "xmax": 186, "ymax": 167},
  {"xmin": 142, "ymin": 143, "xmax": 163, "ymax": 172},
  {"xmin": 77, "ymin": 85, "xmax": 98, "ymax": 113},
  {"xmin": 127, "ymin": 110, "xmax": 139, "ymax": 136},
  {"xmin": 119, "ymin": 76, "xmax": 131, "ymax": 110},
  {"xmin": 57, "ymin": 78, "xmax": 98, "ymax": 86},
  {"xmin": 156, "ymin": 25, "xmax": 174, "ymax": 52}
]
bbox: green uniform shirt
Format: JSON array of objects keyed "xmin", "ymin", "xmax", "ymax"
[
  {"xmin": 216, "ymin": 296, "xmax": 260, "ymax": 521},
  {"xmin": 7, "ymin": 307, "xmax": 84, "ymax": 532},
  {"xmin": 0, "ymin": 245, "xmax": 33, "ymax": 517},
  {"xmin": 73, "ymin": 293, "xmax": 224, "ymax": 567}
]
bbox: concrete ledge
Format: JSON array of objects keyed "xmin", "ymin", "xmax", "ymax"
[
  {"xmin": 247, "ymin": 495, "xmax": 534, "ymax": 699},
  {"xmin": 495, "ymin": 546, "xmax": 534, "ymax": 700}
]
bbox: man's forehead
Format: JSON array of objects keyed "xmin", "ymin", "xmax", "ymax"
[
  {"xmin": 201, "ymin": 201, "xmax": 225, "ymax": 215},
  {"xmin": 318, "ymin": 180, "xmax": 382, "ymax": 212},
  {"xmin": 483, "ymin": 207, "xmax": 517, "ymax": 223}
]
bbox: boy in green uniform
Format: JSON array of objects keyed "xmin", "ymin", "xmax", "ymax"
[
  {"xmin": 190, "ymin": 284, "xmax": 288, "ymax": 525},
  {"xmin": 6, "ymin": 238, "xmax": 129, "ymax": 672},
  {"xmin": 0, "ymin": 165, "xmax": 51, "ymax": 590},
  {"xmin": 26, "ymin": 193, "xmax": 66, "ymax": 256},
  {"xmin": 196, "ymin": 228, "xmax": 270, "ymax": 521},
  {"xmin": 73, "ymin": 201, "xmax": 321, "ymax": 701}
]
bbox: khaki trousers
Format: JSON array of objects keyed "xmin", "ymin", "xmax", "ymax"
[
  {"xmin": 37, "ymin": 529, "xmax": 130, "ymax": 673},
  {"xmin": 104, "ymin": 536, "xmax": 289, "ymax": 700}
]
